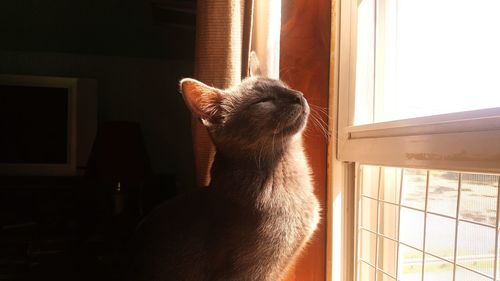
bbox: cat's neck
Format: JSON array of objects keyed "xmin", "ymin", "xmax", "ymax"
[{"xmin": 209, "ymin": 137, "xmax": 311, "ymax": 205}]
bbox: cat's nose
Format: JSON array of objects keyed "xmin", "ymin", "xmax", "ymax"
[{"xmin": 289, "ymin": 91, "xmax": 304, "ymax": 105}]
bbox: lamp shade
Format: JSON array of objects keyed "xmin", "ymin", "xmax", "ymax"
[{"xmin": 86, "ymin": 121, "xmax": 151, "ymax": 182}]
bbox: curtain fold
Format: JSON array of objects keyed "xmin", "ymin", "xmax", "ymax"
[{"xmin": 192, "ymin": 0, "xmax": 254, "ymax": 187}]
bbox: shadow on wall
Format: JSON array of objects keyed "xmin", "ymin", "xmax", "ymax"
[{"xmin": 0, "ymin": 50, "xmax": 196, "ymax": 192}]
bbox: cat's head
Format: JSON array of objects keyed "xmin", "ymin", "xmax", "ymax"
[{"xmin": 180, "ymin": 76, "xmax": 309, "ymax": 160}]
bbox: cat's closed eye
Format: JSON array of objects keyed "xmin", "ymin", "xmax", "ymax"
[{"xmin": 252, "ymin": 97, "xmax": 275, "ymax": 105}]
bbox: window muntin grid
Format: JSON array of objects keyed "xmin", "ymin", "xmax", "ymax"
[{"xmin": 356, "ymin": 165, "xmax": 500, "ymax": 281}]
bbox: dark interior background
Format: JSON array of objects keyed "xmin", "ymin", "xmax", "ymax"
[
  {"xmin": 0, "ymin": 1, "xmax": 197, "ymax": 280},
  {"xmin": 0, "ymin": 0, "xmax": 197, "ymax": 191}
]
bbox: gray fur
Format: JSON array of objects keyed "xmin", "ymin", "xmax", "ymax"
[{"xmin": 128, "ymin": 77, "xmax": 320, "ymax": 281}]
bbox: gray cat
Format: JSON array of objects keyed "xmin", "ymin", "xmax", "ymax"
[{"xmin": 127, "ymin": 72, "xmax": 320, "ymax": 281}]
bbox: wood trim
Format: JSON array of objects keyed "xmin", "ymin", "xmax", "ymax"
[
  {"xmin": 327, "ymin": 1, "xmax": 344, "ymax": 280},
  {"xmin": 280, "ymin": 0, "xmax": 331, "ymax": 280}
]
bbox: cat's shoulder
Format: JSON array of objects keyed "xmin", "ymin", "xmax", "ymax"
[{"xmin": 135, "ymin": 188, "xmax": 212, "ymax": 233}]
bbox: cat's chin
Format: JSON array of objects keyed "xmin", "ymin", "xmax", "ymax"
[{"xmin": 274, "ymin": 111, "xmax": 308, "ymax": 138}]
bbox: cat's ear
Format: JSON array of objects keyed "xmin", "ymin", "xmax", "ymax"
[
  {"xmin": 249, "ymin": 51, "xmax": 262, "ymax": 77},
  {"xmin": 180, "ymin": 78, "xmax": 223, "ymax": 126}
]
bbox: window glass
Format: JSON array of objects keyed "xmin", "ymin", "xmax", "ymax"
[
  {"xmin": 354, "ymin": 0, "xmax": 500, "ymax": 125},
  {"xmin": 356, "ymin": 165, "xmax": 500, "ymax": 281}
]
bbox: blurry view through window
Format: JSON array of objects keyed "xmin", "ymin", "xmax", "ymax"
[
  {"xmin": 357, "ymin": 165, "xmax": 500, "ymax": 281},
  {"xmin": 354, "ymin": 0, "xmax": 500, "ymax": 125}
]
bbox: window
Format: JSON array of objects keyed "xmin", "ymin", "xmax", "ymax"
[
  {"xmin": 331, "ymin": 0, "xmax": 500, "ymax": 281},
  {"xmin": 354, "ymin": 0, "xmax": 500, "ymax": 125},
  {"xmin": 358, "ymin": 165, "xmax": 500, "ymax": 280}
]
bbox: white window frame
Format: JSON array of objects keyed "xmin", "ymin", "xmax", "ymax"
[
  {"xmin": 328, "ymin": 1, "xmax": 500, "ymax": 281},
  {"xmin": 337, "ymin": 0, "xmax": 500, "ymax": 174}
]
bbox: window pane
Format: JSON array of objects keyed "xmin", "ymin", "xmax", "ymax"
[
  {"xmin": 360, "ymin": 229, "xmax": 377, "ymax": 265},
  {"xmin": 398, "ymin": 245, "xmax": 423, "ymax": 281},
  {"xmin": 354, "ymin": 0, "xmax": 375, "ymax": 125},
  {"xmin": 425, "ymin": 214, "xmax": 455, "ymax": 261},
  {"xmin": 456, "ymin": 221, "xmax": 495, "ymax": 277},
  {"xmin": 427, "ymin": 171, "xmax": 459, "ymax": 217},
  {"xmin": 423, "ymin": 255, "xmax": 453, "ymax": 281},
  {"xmin": 356, "ymin": 166, "xmax": 500, "ymax": 281},
  {"xmin": 361, "ymin": 197, "xmax": 378, "ymax": 231},
  {"xmin": 401, "ymin": 169, "xmax": 427, "ymax": 210},
  {"xmin": 379, "ymin": 201, "xmax": 399, "ymax": 239},
  {"xmin": 399, "ymin": 207, "xmax": 424, "ymax": 250},
  {"xmin": 497, "ymin": 234, "xmax": 500, "ymax": 281},
  {"xmin": 360, "ymin": 165, "xmax": 380, "ymax": 199},
  {"xmin": 376, "ymin": 271, "xmax": 396, "ymax": 281},
  {"xmin": 354, "ymin": 0, "xmax": 500, "ymax": 124},
  {"xmin": 358, "ymin": 261, "xmax": 376, "ymax": 281},
  {"xmin": 455, "ymin": 266, "xmax": 492, "ymax": 281},
  {"xmin": 377, "ymin": 236, "xmax": 397, "ymax": 276},
  {"xmin": 379, "ymin": 167, "xmax": 402, "ymax": 204},
  {"xmin": 459, "ymin": 173, "xmax": 499, "ymax": 226}
]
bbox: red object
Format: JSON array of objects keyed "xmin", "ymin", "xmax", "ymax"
[{"xmin": 86, "ymin": 121, "xmax": 151, "ymax": 182}]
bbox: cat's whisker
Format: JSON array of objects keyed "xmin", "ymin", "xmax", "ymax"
[
  {"xmin": 310, "ymin": 109, "xmax": 329, "ymax": 125},
  {"xmin": 303, "ymin": 104, "xmax": 347, "ymax": 144},
  {"xmin": 309, "ymin": 103, "xmax": 327, "ymax": 112},
  {"xmin": 314, "ymin": 117, "xmax": 331, "ymax": 137},
  {"xmin": 253, "ymin": 143, "xmax": 260, "ymax": 169},
  {"xmin": 271, "ymin": 119, "xmax": 282, "ymax": 164},
  {"xmin": 278, "ymin": 66, "xmax": 296, "ymax": 80},
  {"xmin": 309, "ymin": 104, "xmax": 328, "ymax": 112},
  {"xmin": 309, "ymin": 105, "xmax": 333, "ymax": 122},
  {"xmin": 306, "ymin": 104, "xmax": 351, "ymax": 143},
  {"xmin": 301, "ymin": 129, "xmax": 311, "ymax": 138},
  {"xmin": 258, "ymin": 141, "xmax": 265, "ymax": 169},
  {"xmin": 309, "ymin": 105, "xmax": 332, "ymax": 121},
  {"xmin": 307, "ymin": 110, "xmax": 330, "ymax": 139}
]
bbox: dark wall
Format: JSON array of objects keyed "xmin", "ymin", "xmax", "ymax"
[
  {"xmin": 0, "ymin": 0, "xmax": 195, "ymax": 58},
  {"xmin": 0, "ymin": 0, "xmax": 197, "ymax": 191}
]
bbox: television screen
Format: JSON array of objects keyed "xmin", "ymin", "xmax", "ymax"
[{"xmin": 0, "ymin": 85, "xmax": 69, "ymax": 164}]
